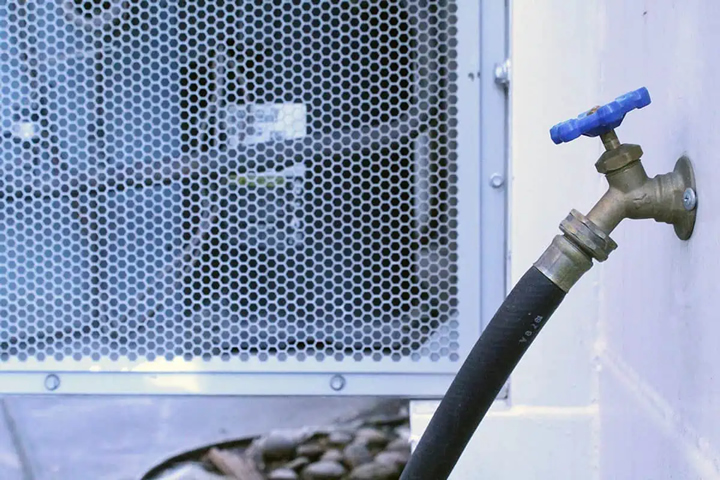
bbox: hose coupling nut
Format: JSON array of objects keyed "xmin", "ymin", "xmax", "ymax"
[
  {"xmin": 534, "ymin": 235, "xmax": 593, "ymax": 293},
  {"xmin": 560, "ymin": 209, "xmax": 618, "ymax": 262}
]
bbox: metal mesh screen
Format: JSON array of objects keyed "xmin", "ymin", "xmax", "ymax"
[{"xmin": 0, "ymin": 0, "xmax": 461, "ymax": 368}]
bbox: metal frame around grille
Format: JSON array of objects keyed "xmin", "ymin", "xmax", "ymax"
[{"xmin": 0, "ymin": 0, "xmax": 507, "ymax": 396}]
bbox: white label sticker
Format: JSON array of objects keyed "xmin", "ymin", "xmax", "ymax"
[
  {"xmin": 12, "ymin": 121, "xmax": 36, "ymax": 140},
  {"xmin": 226, "ymin": 103, "xmax": 307, "ymax": 147}
]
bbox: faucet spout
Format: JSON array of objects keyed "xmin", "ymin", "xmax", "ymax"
[
  {"xmin": 587, "ymin": 154, "xmax": 696, "ymax": 238},
  {"xmin": 536, "ymin": 138, "xmax": 697, "ymax": 292}
]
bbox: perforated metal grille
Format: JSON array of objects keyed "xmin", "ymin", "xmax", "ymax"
[{"xmin": 0, "ymin": 0, "xmax": 460, "ymax": 365}]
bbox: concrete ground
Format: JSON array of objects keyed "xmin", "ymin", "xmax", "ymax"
[{"xmin": 0, "ymin": 396, "xmax": 387, "ymax": 480}]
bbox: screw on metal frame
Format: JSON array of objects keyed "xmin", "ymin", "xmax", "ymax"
[
  {"xmin": 494, "ymin": 59, "xmax": 511, "ymax": 87},
  {"xmin": 489, "ymin": 174, "xmax": 505, "ymax": 188},
  {"xmin": 44, "ymin": 374, "xmax": 60, "ymax": 392},
  {"xmin": 329, "ymin": 375, "xmax": 346, "ymax": 392}
]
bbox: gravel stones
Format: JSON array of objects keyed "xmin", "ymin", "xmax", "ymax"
[
  {"xmin": 327, "ymin": 431, "xmax": 354, "ymax": 448},
  {"xmin": 348, "ymin": 462, "xmax": 399, "ymax": 480},
  {"xmin": 148, "ymin": 404, "xmax": 411, "ymax": 480},
  {"xmin": 374, "ymin": 451, "xmax": 409, "ymax": 471},
  {"xmin": 296, "ymin": 443, "xmax": 326, "ymax": 461},
  {"xmin": 285, "ymin": 456, "xmax": 311, "ymax": 472},
  {"xmin": 384, "ymin": 438, "xmax": 410, "ymax": 454},
  {"xmin": 320, "ymin": 449, "xmax": 344, "ymax": 463},
  {"xmin": 393, "ymin": 427, "xmax": 411, "ymax": 442},
  {"xmin": 341, "ymin": 442, "xmax": 374, "ymax": 469},
  {"xmin": 301, "ymin": 460, "xmax": 347, "ymax": 480},
  {"xmin": 268, "ymin": 468, "xmax": 300, "ymax": 480},
  {"xmin": 353, "ymin": 428, "xmax": 389, "ymax": 449},
  {"xmin": 261, "ymin": 433, "xmax": 298, "ymax": 462}
]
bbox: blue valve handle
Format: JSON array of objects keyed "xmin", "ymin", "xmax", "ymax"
[{"xmin": 550, "ymin": 87, "xmax": 651, "ymax": 145}]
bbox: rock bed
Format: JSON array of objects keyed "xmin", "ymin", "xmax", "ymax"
[{"xmin": 154, "ymin": 406, "xmax": 411, "ymax": 480}]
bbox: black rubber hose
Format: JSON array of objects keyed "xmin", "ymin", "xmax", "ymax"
[{"xmin": 399, "ymin": 266, "xmax": 567, "ymax": 480}]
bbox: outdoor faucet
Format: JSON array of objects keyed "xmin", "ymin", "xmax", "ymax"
[
  {"xmin": 536, "ymin": 87, "xmax": 697, "ymax": 292},
  {"xmin": 400, "ymin": 87, "xmax": 699, "ymax": 480}
]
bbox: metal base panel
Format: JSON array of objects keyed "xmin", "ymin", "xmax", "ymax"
[{"xmin": 0, "ymin": 0, "xmax": 506, "ymax": 396}]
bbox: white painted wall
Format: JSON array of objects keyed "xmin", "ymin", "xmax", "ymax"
[
  {"xmin": 597, "ymin": 1, "xmax": 720, "ymax": 478},
  {"xmin": 411, "ymin": 1, "xmax": 720, "ymax": 478}
]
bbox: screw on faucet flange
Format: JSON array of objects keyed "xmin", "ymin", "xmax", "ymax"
[{"xmin": 683, "ymin": 188, "xmax": 697, "ymax": 211}]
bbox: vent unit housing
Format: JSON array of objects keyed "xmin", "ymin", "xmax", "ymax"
[{"xmin": 0, "ymin": 0, "xmax": 506, "ymax": 395}]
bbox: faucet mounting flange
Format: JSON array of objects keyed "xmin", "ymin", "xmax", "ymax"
[{"xmin": 672, "ymin": 155, "xmax": 697, "ymax": 240}]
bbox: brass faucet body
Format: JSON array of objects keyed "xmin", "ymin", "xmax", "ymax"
[{"xmin": 535, "ymin": 131, "xmax": 697, "ymax": 292}]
